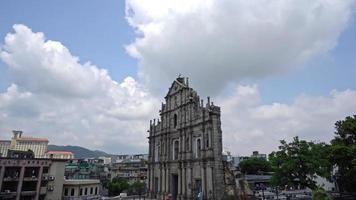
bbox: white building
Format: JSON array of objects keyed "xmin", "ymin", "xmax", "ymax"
[
  {"xmin": 45, "ymin": 150, "xmax": 74, "ymax": 159},
  {"xmin": 62, "ymin": 179, "xmax": 101, "ymax": 199},
  {"xmin": 98, "ymin": 156, "xmax": 112, "ymax": 165},
  {"xmin": 0, "ymin": 140, "xmax": 11, "ymax": 157},
  {"xmin": 0, "ymin": 130, "xmax": 49, "ymax": 158}
]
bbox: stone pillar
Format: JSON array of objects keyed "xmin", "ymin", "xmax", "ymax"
[
  {"xmin": 187, "ymin": 164, "xmax": 193, "ymax": 198},
  {"xmin": 167, "ymin": 168, "xmax": 171, "ymax": 193},
  {"xmin": 16, "ymin": 166, "xmax": 25, "ymax": 200},
  {"xmin": 206, "ymin": 166, "xmax": 214, "ymax": 200},
  {"xmin": 159, "ymin": 165, "xmax": 162, "ymax": 194},
  {"xmin": 35, "ymin": 166, "xmax": 43, "ymax": 199},
  {"xmin": 182, "ymin": 166, "xmax": 186, "ymax": 197},
  {"xmin": 0, "ymin": 165, "xmax": 5, "ymax": 191},
  {"xmin": 166, "ymin": 167, "xmax": 169, "ymax": 195},
  {"xmin": 201, "ymin": 165, "xmax": 205, "ymax": 200},
  {"xmin": 150, "ymin": 167, "xmax": 154, "ymax": 196},
  {"xmin": 178, "ymin": 165, "xmax": 182, "ymax": 197}
]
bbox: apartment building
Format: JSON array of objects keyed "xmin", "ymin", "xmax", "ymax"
[{"xmin": 0, "ymin": 156, "xmax": 67, "ymax": 200}]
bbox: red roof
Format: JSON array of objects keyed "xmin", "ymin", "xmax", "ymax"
[
  {"xmin": 46, "ymin": 151, "xmax": 73, "ymax": 155},
  {"xmin": 17, "ymin": 137, "xmax": 49, "ymax": 142}
]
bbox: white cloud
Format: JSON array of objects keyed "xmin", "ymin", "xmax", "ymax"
[
  {"xmin": 126, "ymin": 0, "xmax": 355, "ymax": 95},
  {"xmin": 218, "ymin": 85, "xmax": 356, "ymax": 155},
  {"xmin": 0, "ymin": 24, "xmax": 159, "ymax": 153},
  {"xmin": 1, "ymin": 23, "xmax": 355, "ymax": 157}
]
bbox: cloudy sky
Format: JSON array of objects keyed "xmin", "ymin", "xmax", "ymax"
[{"xmin": 0, "ymin": 0, "xmax": 355, "ymax": 155}]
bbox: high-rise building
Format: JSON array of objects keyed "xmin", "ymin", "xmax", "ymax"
[
  {"xmin": 0, "ymin": 140, "xmax": 11, "ymax": 157},
  {"xmin": 147, "ymin": 77, "xmax": 225, "ymax": 200},
  {"xmin": 0, "ymin": 131, "xmax": 49, "ymax": 158}
]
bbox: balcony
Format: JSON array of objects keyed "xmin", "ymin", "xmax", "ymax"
[
  {"xmin": 21, "ymin": 191, "xmax": 36, "ymax": 196},
  {"xmin": 23, "ymin": 176, "xmax": 38, "ymax": 181},
  {"xmin": 40, "ymin": 186, "xmax": 47, "ymax": 195},
  {"xmin": 3, "ymin": 177, "xmax": 19, "ymax": 182}
]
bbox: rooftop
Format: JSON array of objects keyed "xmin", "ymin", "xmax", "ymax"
[
  {"xmin": 16, "ymin": 137, "xmax": 49, "ymax": 142},
  {"xmin": 46, "ymin": 150, "xmax": 73, "ymax": 155},
  {"xmin": 64, "ymin": 179, "xmax": 101, "ymax": 185}
]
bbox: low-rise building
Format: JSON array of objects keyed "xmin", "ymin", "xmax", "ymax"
[
  {"xmin": 111, "ymin": 158, "xmax": 147, "ymax": 184},
  {"xmin": 62, "ymin": 179, "xmax": 101, "ymax": 200},
  {"xmin": 251, "ymin": 151, "xmax": 267, "ymax": 160},
  {"xmin": 98, "ymin": 157, "xmax": 111, "ymax": 165},
  {"xmin": 65, "ymin": 159, "xmax": 110, "ymax": 182},
  {"xmin": 0, "ymin": 156, "xmax": 67, "ymax": 200},
  {"xmin": 114, "ymin": 154, "xmax": 148, "ymax": 163},
  {"xmin": 45, "ymin": 151, "xmax": 74, "ymax": 159}
]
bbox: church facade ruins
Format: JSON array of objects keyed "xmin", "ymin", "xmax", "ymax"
[{"xmin": 147, "ymin": 77, "xmax": 225, "ymax": 200}]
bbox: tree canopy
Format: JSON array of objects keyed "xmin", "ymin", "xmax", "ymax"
[
  {"xmin": 239, "ymin": 157, "xmax": 271, "ymax": 174},
  {"xmin": 107, "ymin": 177, "xmax": 130, "ymax": 196},
  {"xmin": 269, "ymin": 137, "xmax": 331, "ymax": 189},
  {"xmin": 329, "ymin": 115, "xmax": 356, "ymax": 192}
]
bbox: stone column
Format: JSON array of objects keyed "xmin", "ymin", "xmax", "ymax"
[
  {"xmin": 182, "ymin": 166, "xmax": 186, "ymax": 197},
  {"xmin": 166, "ymin": 167, "xmax": 169, "ymax": 195},
  {"xmin": 201, "ymin": 165, "xmax": 206, "ymax": 200},
  {"xmin": 16, "ymin": 166, "xmax": 25, "ymax": 200},
  {"xmin": 148, "ymin": 164, "xmax": 151, "ymax": 194},
  {"xmin": 178, "ymin": 165, "xmax": 182, "ymax": 197},
  {"xmin": 160, "ymin": 167, "xmax": 164, "ymax": 200},
  {"xmin": 35, "ymin": 166, "xmax": 43, "ymax": 199},
  {"xmin": 206, "ymin": 165, "xmax": 214, "ymax": 200},
  {"xmin": 0, "ymin": 165, "xmax": 5, "ymax": 191}
]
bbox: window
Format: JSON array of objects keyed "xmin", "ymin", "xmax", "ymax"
[
  {"xmin": 173, "ymin": 140, "xmax": 179, "ymax": 160},
  {"xmin": 155, "ymin": 142, "xmax": 160, "ymax": 162},
  {"xmin": 186, "ymin": 137, "xmax": 190, "ymax": 151},
  {"xmin": 196, "ymin": 139, "xmax": 201, "ymax": 158},
  {"xmin": 206, "ymin": 133, "xmax": 209, "ymax": 148},
  {"xmin": 90, "ymin": 187, "xmax": 93, "ymax": 194},
  {"xmin": 64, "ymin": 188, "xmax": 68, "ymax": 196},
  {"xmin": 174, "ymin": 114, "xmax": 178, "ymax": 128},
  {"xmin": 85, "ymin": 188, "xmax": 88, "ymax": 195},
  {"xmin": 80, "ymin": 188, "xmax": 83, "ymax": 196},
  {"xmin": 71, "ymin": 188, "xmax": 75, "ymax": 196},
  {"xmin": 95, "ymin": 187, "xmax": 98, "ymax": 195}
]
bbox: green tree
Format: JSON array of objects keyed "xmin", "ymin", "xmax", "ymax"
[
  {"xmin": 129, "ymin": 181, "xmax": 146, "ymax": 195},
  {"xmin": 107, "ymin": 177, "xmax": 130, "ymax": 196},
  {"xmin": 329, "ymin": 115, "xmax": 356, "ymax": 192},
  {"xmin": 312, "ymin": 188, "xmax": 332, "ymax": 200},
  {"xmin": 239, "ymin": 157, "xmax": 271, "ymax": 174},
  {"xmin": 269, "ymin": 137, "xmax": 331, "ymax": 189}
]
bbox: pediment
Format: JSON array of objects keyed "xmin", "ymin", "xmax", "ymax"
[{"xmin": 166, "ymin": 79, "xmax": 187, "ymax": 97}]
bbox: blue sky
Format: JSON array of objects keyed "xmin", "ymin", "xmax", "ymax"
[
  {"xmin": 0, "ymin": 0, "xmax": 355, "ymax": 154},
  {"xmin": 0, "ymin": 0, "xmax": 137, "ymax": 90},
  {"xmin": 1, "ymin": 0, "xmax": 355, "ymax": 103}
]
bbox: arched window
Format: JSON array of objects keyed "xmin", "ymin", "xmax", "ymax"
[
  {"xmin": 186, "ymin": 137, "xmax": 190, "ymax": 151},
  {"xmin": 155, "ymin": 142, "xmax": 160, "ymax": 162},
  {"xmin": 206, "ymin": 133, "xmax": 209, "ymax": 148},
  {"xmin": 196, "ymin": 139, "xmax": 201, "ymax": 158},
  {"xmin": 174, "ymin": 114, "xmax": 178, "ymax": 128},
  {"xmin": 173, "ymin": 140, "xmax": 179, "ymax": 160}
]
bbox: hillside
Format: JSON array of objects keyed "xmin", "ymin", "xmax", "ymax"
[{"xmin": 48, "ymin": 145, "xmax": 109, "ymax": 158}]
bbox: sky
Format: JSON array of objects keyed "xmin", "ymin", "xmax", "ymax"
[{"xmin": 0, "ymin": 0, "xmax": 356, "ymax": 155}]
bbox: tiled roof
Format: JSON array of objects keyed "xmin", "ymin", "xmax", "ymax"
[
  {"xmin": 46, "ymin": 151, "xmax": 73, "ymax": 155},
  {"xmin": 17, "ymin": 137, "xmax": 49, "ymax": 142}
]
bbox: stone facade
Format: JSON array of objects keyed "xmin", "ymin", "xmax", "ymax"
[{"xmin": 148, "ymin": 77, "xmax": 224, "ymax": 200}]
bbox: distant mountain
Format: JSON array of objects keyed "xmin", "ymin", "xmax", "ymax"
[{"xmin": 48, "ymin": 145, "xmax": 110, "ymax": 158}]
